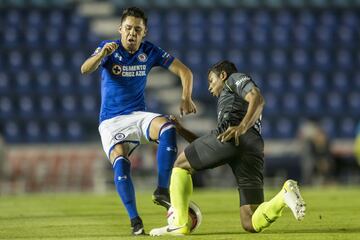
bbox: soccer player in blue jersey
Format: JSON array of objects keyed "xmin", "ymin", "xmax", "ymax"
[{"xmin": 80, "ymin": 7, "xmax": 196, "ymax": 235}]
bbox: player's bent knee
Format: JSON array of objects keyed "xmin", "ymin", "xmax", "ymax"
[{"xmin": 174, "ymin": 152, "xmax": 192, "ymax": 171}]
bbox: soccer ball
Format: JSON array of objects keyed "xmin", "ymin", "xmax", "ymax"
[{"xmin": 167, "ymin": 201, "xmax": 202, "ymax": 233}]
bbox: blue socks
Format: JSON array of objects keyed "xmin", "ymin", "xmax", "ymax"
[
  {"xmin": 113, "ymin": 156, "xmax": 138, "ymax": 220},
  {"xmin": 156, "ymin": 123, "xmax": 177, "ymax": 188}
]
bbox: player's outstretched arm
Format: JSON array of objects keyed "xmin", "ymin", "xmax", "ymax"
[
  {"xmin": 169, "ymin": 115, "xmax": 198, "ymax": 143},
  {"xmin": 81, "ymin": 42, "xmax": 118, "ymax": 74},
  {"xmin": 218, "ymin": 87, "xmax": 265, "ymax": 145},
  {"xmin": 168, "ymin": 59, "xmax": 197, "ymax": 117}
]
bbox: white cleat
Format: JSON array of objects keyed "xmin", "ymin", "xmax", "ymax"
[
  {"xmin": 283, "ymin": 180, "xmax": 306, "ymax": 221},
  {"xmin": 149, "ymin": 224, "xmax": 189, "ymax": 237}
]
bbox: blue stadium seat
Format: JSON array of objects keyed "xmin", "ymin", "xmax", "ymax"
[
  {"xmin": 263, "ymin": 92, "xmax": 279, "ymax": 116},
  {"xmin": 282, "ymin": 93, "xmax": 300, "ymax": 116},
  {"xmin": 230, "ymin": 27, "xmax": 249, "ymax": 46},
  {"xmin": 35, "ymin": 71, "xmax": 54, "ymax": 93},
  {"xmin": 253, "ymin": 10, "xmax": 272, "ymax": 27},
  {"xmin": 27, "ymin": 10, "xmax": 43, "ymax": 29},
  {"xmin": 209, "ymin": 9, "xmax": 227, "ymax": 26},
  {"xmin": 336, "ymin": 49, "xmax": 353, "ymax": 70},
  {"xmin": 304, "ymin": 92, "xmax": 322, "ymax": 115},
  {"xmin": 0, "ymin": 96, "xmax": 14, "ymax": 119},
  {"xmin": 251, "ymin": 26, "xmax": 269, "ymax": 48},
  {"xmin": 249, "ymin": 49, "xmax": 266, "ymax": 71},
  {"xmin": 4, "ymin": 121, "xmax": 22, "ymax": 143},
  {"xmin": 15, "ymin": 71, "xmax": 32, "ymax": 93},
  {"xmin": 275, "ymin": 10, "xmax": 294, "ymax": 27},
  {"xmin": 271, "ymin": 26, "xmax": 290, "ymax": 48},
  {"xmin": 314, "ymin": 48, "xmax": 332, "ymax": 71},
  {"xmin": 230, "ymin": 9, "xmax": 248, "ymax": 26},
  {"xmin": 315, "ymin": 25, "xmax": 335, "ymax": 47},
  {"xmin": 25, "ymin": 121, "xmax": 41, "ymax": 142},
  {"xmin": 339, "ymin": 117, "xmax": 356, "ymax": 138},
  {"xmin": 39, "ymin": 95, "xmax": 56, "ymax": 118},
  {"xmin": 8, "ymin": 50, "xmax": 23, "ymax": 71},
  {"xmin": 208, "ymin": 26, "xmax": 226, "ymax": 46},
  {"xmin": 3, "ymin": 27, "xmax": 20, "ymax": 47},
  {"xmin": 45, "ymin": 28, "xmax": 62, "ymax": 47},
  {"xmin": 0, "ymin": 73, "xmax": 11, "ymax": 94},
  {"xmin": 266, "ymin": 72, "xmax": 285, "ymax": 93},
  {"xmin": 227, "ymin": 50, "xmax": 247, "ymax": 70},
  {"xmin": 206, "ymin": 50, "xmax": 223, "ymax": 67},
  {"xmin": 56, "ymin": 71, "xmax": 75, "ymax": 94},
  {"xmin": 19, "ymin": 95, "xmax": 36, "ymax": 118},
  {"xmin": 309, "ymin": 71, "xmax": 327, "ymax": 93},
  {"xmin": 46, "ymin": 121, "xmax": 63, "ymax": 142},
  {"xmin": 61, "ymin": 95, "xmax": 78, "ymax": 117},
  {"xmin": 326, "ymin": 92, "xmax": 343, "ymax": 115},
  {"xmin": 270, "ymin": 48, "xmax": 287, "ymax": 70},
  {"xmin": 347, "ymin": 92, "xmax": 360, "ymax": 116},
  {"xmin": 297, "ymin": 10, "xmax": 316, "ymax": 28},
  {"xmin": 288, "ymin": 71, "xmax": 307, "ymax": 94},
  {"xmin": 48, "ymin": 10, "xmax": 65, "ymax": 28},
  {"xmin": 292, "ymin": 48, "xmax": 310, "ymax": 71},
  {"xmin": 319, "ymin": 10, "xmax": 337, "ymax": 27},
  {"xmin": 332, "ymin": 71, "xmax": 350, "ymax": 93},
  {"xmin": 25, "ymin": 28, "xmax": 41, "ymax": 47},
  {"xmin": 260, "ymin": 118, "xmax": 272, "ymax": 139},
  {"xmin": 337, "ymin": 26, "xmax": 356, "ymax": 47},
  {"xmin": 81, "ymin": 94, "xmax": 98, "ymax": 116},
  {"xmin": 29, "ymin": 50, "xmax": 45, "ymax": 71},
  {"xmin": 186, "ymin": 9, "xmax": 205, "ymax": 26},
  {"xmin": 186, "ymin": 25, "xmax": 205, "ymax": 47},
  {"xmin": 184, "ymin": 49, "xmax": 203, "ymax": 72},
  {"xmin": 320, "ymin": 117, "xmax": 336, "ymax": 138},
  {"xmin": 275, "ymin": 117, "xmax": 295, "ymax": 138},
  {"xmin": 66, "ymin": 120, "xmax": 84, "ymax": 141},
  {"xmin": 49, "ymin": 51, "xmax": 66, "ymax": 71},
  {"xmin": 293, "ymin": 25, "xmax": 313, "ymax": 48}
]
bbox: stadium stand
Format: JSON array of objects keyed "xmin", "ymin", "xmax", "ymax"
[{"xmin": 0, "ymin": 0, "xmax": 359, "ymax": 143}]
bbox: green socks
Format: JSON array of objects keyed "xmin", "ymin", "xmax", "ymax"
[
  {"xmin": 251, "ymin": 189, "xmax": 286, "ymax": 232},
  {"xmin": 169, "ymin": 167, "xmax": 193, "ymax": 226}
]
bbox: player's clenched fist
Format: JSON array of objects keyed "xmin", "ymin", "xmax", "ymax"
[{"xmin": 101, "ymin": 42, "xmax": 118, "ymax": 57}]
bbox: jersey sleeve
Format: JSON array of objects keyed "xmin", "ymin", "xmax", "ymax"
[
  {"xmin": 153, "ymin": 46, "xmax": 175, "ymax": 68},
  {"xmin": 227, "ymin": 73, "xmax": 257, "ymax": 99},
  {"xmin": 91, "ymin": 41, "xmax": 110, "ymax": 66}
]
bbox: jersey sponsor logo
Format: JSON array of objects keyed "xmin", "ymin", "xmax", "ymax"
[
  {"xmin": 114, "ymin": 132, "xmax": 125, "ymax": 140},
  {"xmin": 121, "ymin": 65, "xmax": 147, "ymax": 77},
  {"xmin": 137, "ymin": 53, "xmax": 147, "ymax": 62},
  {"xmin": 235, "ymin": 76, "xmax": 251, "ymax": 87},
  {"xmin": 112, "ymin": 64, "xmax": 122, "ymax": 75}
]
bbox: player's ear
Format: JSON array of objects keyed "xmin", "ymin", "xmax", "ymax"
[
  {"xmin": 220, "ymin": 71, "xmax": 228, "ymax": 81},
  {"xmin": 118, "ymin": 26, "xmax": 122, "ymax": 34}
]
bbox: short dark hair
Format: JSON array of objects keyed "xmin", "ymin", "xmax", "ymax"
[
  {"xmin": 121, "ymin": 7, "xmax": 147, "ymax": 27},
  {"xmin": 208, "ymin": 60, "xmax": 238, "ymax": 79}
]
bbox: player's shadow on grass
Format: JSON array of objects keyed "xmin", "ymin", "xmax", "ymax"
[{"xmin": 196, "ymin": 227, "xmax": 360, "ymax": 235}]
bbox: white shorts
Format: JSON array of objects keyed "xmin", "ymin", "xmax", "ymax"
[{"xmin": 98, "ymin": 111, "xmax": 162, "ymax": 159}]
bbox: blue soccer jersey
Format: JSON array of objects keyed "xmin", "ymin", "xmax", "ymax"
[{"xmin": 93, "ymin": 40, "xmax": 175, "ymax": 123}]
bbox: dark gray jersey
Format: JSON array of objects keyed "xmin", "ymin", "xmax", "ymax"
[{"xmin": 216, "ymin": 73, "xmax": 262, "ymax": 134}]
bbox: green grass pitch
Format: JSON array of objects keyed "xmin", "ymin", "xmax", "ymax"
[{"xmin": 1, "ymin": 187, "xmax": 360, "ymax": 240}]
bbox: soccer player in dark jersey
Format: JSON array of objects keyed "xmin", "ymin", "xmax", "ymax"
[
  {"xmin": 150, "ymin": 60, "xmax": 306, "ymax": 236},
  {"xmin": 81, "ymin": 7, "xmax": 196, "ymax": 235}
]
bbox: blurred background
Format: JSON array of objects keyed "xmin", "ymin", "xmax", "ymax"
[{"xmin": 0, "ymin": 0, "xmax": 359, "ymax": 195}]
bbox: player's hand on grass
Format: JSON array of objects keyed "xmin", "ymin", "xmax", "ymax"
[
  {"xmin": 101, "ymin": 42, "xmax": 118, "ymax": 57},
  {"xmin": 217, "ymin": 124, "xmax": 247, "ymax": 146},
  {"xmin": 180, "ymin": 98, "xmax": 197, "ymax": 117}
]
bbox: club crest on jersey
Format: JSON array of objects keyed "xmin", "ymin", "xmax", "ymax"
[
  {"xmin": 112, "ymin": 64, "xmax": 122, "ymax": 75},
  {"xmin": 137, "ymin": 53, "xmax": 147, "ymax": 62},
  {"xmin": 114, "ymin": 133, "xmax": 125, "ymax": 141}
]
